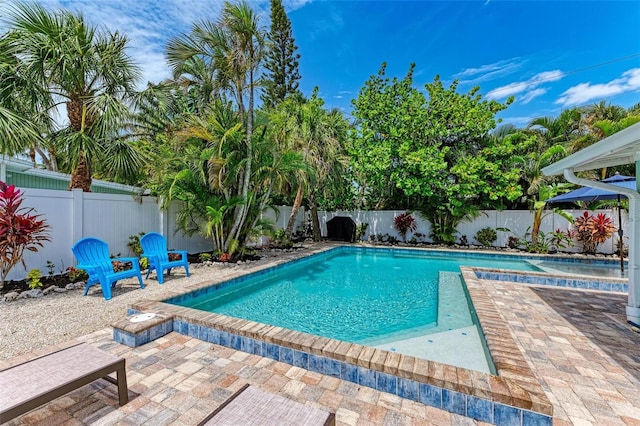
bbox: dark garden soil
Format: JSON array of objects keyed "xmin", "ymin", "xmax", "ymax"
[{"xmin": 0, "ymin": 249, "xmax": 272, "ymax": 296}]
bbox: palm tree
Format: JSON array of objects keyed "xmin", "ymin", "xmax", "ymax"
[
  {"xmin": 527, "ymin": 108, "xmax": 584, "ymax": 146},
  {"xmin": 273, "ymin": 91, "xmax": 348, "ymax": 240},
  {"xmin": 167, "ymin": 1, "xmax": 265, "ymax": 249},
  {"xmin": 5, "ymin": 3, "xmax": 142, "ymax": 191},
  {"xmin": 0, "ymin": 32, "xmax": 47, "ymax": 158}
]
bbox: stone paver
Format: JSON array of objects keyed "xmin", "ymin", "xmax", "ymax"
[{"xmin": 477, "ymin": 280, "xmax": 640, "ymax": 425}]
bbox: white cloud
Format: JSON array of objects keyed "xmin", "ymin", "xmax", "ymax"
[
  {"xmin": 454, "ymin": 57, "xmax": 524, "ymax": 85},
  {"xmin": 556, "ymin": 68, "xmax": 640, "ymax": 107},
  {"xmin": 486, "ymin": 70, "xmax": 564, "ymax": 101},
  {"xmin": 520, "ymin": 88, "xmax": 547, "ymax": 104},
  {"xmin": 455, "ymin": 58, "xmax": 521, "ymax": 78},
  {"xmin": 6, "ymin": 0, "xmax": 316, "ymax": 88},
  {"xmin": 284, "ymin": 0, "xmax": 314, "ymax": 12},
  {"xmin": 334, "ymin": 95, "xmax": 343, "ymax": 99}
]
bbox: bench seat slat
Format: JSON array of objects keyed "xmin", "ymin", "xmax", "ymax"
[{"xmin": 0, "ymin": 343, "xmax": 128, "ymax": 423}]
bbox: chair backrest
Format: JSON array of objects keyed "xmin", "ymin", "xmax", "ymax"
[
  {"xmin": 71, "ymin": 237, "xmax": 113, "ymax": 272},
  {"xmin": 140, "ymin": 232, "xmax": 168, "ymax": 255}
]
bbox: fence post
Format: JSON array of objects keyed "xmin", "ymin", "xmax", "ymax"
[{"xmin": 71, "ymin": 189, "xmax": 83, "ymax": 243}]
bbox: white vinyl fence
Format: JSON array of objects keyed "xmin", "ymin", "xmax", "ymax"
[
  {"xmin": 317, "ymin": 209, "xmax": 626, "ymax": 254},
  {"xmin": 7, "ymin": 186, "xmax": 625, "ymax": 281},
  {"xmin": 8, "ymin": 188, "xmax": 307, "ymax": 281}
]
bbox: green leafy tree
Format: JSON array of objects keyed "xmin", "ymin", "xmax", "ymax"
[
  {"xmin": 349, "ymin": 63, "xmax": 425, "ymax": 209},
  {"xmin": 350, "ymin": 63, "xmax": 519, "ymax": 243},
  {"xmin": 261, "ymin": 0, "xmax": 301, "ymax": 109},
  {"xmin": 4, "ymin": 3, "xmax": 143, "ymax": 190}
]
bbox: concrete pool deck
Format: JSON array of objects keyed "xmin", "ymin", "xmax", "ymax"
[{"xmin": 3, "ymin": 244, "xmax": 640, "ymax": 424}]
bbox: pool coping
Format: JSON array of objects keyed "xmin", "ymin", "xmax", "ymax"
[{"xmin": 111, "ymin": 245, "xmax": 626, "ymax": 424}]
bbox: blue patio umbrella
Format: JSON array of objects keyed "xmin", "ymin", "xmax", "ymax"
[
  {"xmin": 547, "ymin": 173, "xmax": 635, "ymax": 272},
  {"xmin": 547, "ymin": 174, "xmax": 636, "ymax": 203}
]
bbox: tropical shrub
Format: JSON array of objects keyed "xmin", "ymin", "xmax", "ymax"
[
  {"xmin": 507, "ymin": 236, "xmax": 520, "ymax": 249},
  {"xmin": 199, "ymin": 253, "xmax": 212, "ymax": 262},
  {"xmin": 475, "ymin": 227, "xmax": 497, "ymax": 247},
  {"xmin": 393, "ymin": 213, "xmax": 417, "ymax": 242},
  {"xmin": 271, "ymin": 228, "xmax": 293, "ymax": 248},
  {"xmin": 572, "ymin": 211, "xmax": 616, "ymax": 254},
  {"xmin": 139, "ymin": 257, "xmax": 149, "ymax": 270},
  {"xmin": 127, "ymin": 232, "xmax": 145, "ymax": 256},
  {"xmin": 46, "ymin": 260, "xmax": 55, "ymax": 277},
  {"xmin": 26, "ymin": 268, "xmax": 43, "ymax": 289},
  {"xmin": 520, "ymin": 227, "xmax": 574, "ymax": 254},
  {"xmin": 355, "ymin": 223, "xmax": 369, "ymax": 241},
  {"xmin": 0, "ymin": 182, "xmax": 51, "ymax": 287},
  {"xmin": 66, "ymin": 266, "xmax": 89, "ymax": 282}
]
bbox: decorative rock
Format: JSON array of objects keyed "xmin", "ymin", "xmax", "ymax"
[
  {"xmin": 43, "ymin": 286, "xmax": 57, "ymax": 295},
  {"xmin": 21, "ymin": 289, "xmax": 44, "ymax": 298},
  {"xmin": 65, "ymin": 283, "xmax": 76, "ymax": 290},
  {"xmin": 54, "ymin": 287, "xmax": 67, "ymax": 293},
  {"xmin": 3, "ymin": 292, "xmax": 19, "ymax": 302}
]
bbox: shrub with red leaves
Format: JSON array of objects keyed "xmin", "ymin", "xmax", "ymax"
[
  {"xmin": 393, "ymin": 212, "xmax": 417, "ymax": 242},
  {"xmin": 0, "ymin": 182, "xmax": 51, "ymax": 287},
  {"xmin": 572, "ymin": 211, "xmax": 616, "ymax": 254}
]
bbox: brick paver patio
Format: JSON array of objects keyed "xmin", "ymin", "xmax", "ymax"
[{"xmin": 3, "ymin": 276, "xmax": 640, "ymax": 425}]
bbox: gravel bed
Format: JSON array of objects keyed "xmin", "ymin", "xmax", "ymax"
[{"xmin": 0, "ymin": 247, "xmax": 316, "ymax": 360}]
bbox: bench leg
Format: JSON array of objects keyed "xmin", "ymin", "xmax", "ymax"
[{"xmin": 116, "ymin": 363, "xmax": 129, "ymax": 406}]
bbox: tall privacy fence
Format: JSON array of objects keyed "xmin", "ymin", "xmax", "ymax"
[
  {"xmin": 9, "ymin": 188, "xmax": 306, "ymax": 281},
  {"xmin": 316, "ymin": 209, "xmax": 626, "ymax": 255},
  {"xmin": 9, "ymin": 187, "xmax": 625, "ymax": 280}
]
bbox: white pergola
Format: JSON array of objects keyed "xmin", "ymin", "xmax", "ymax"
[{"xmin": 542, "ymin": 121, "xmax": 640, "ymax": 326}]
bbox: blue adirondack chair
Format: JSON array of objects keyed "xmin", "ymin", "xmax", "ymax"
[
  {"xmin": 71, "ymin": 237, "xmax": 144, "ymax": 300},
  {"xmin": 139, "ymin": 232, "xmax": 190, "ymax": 284}
]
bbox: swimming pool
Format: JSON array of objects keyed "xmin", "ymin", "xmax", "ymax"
[
  {"xmin": 171, "ymin": 247, "xmax": 554, "ymax": 373},
  {"xmin": 123, "ymin": 246, "xmax": 578, "ymax": 423},
  {"xmin": 174, "ymin": 248, "xmax": 539, "ymax": 341}
]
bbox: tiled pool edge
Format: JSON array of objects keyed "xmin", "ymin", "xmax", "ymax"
[
  {"xmin": 472, "ymin": 266, "xmax": 628, "ymax": 292},
  {"xmin": 114, "ymin": 301, "xmax": 552, "ymax": 426}
]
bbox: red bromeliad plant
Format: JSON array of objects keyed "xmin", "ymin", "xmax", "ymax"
[
  {"xmin": 393, "ymin": 212, "xmax": 418, "ymax": 242},
  {"xmin": 0, "ymin": 182, "xmax": 51, "ymax": 287},
  {"xmin": 572, "ymin": 211, "xmax": 616, "ymax": 254}
]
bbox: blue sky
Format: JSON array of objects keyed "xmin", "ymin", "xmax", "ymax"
[{"xmin": 4, "ymin": 0, "xmax": 640, "ymax": 127}]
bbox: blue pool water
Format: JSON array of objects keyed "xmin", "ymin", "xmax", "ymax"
[{"xmin": 173, "ymin": 247, "xmax": 541, "ymax": 344}]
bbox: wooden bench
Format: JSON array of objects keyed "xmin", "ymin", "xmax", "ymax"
[
  {"xmin": 0, "ymin": 343, "xmax": 128, "ymax": 423},
  {"xmin": 198, "ymin": 384, "xmax": 335, "ymax": 426}
]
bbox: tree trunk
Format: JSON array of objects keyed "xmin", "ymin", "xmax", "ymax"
[
  {"xmin": 309, "ymin": 192, "xmax": 322, "ymax": 242},
  {"xmin": 69, "ymin": 154, "xmax": 92, "ymax": 191},
  {"xmin": 531, "ymin": 207, "xmax": 543, "ymax": 250},
  {"xmin": 226, "ymin": 70, "xmax": 255, "ymax": 250},
  {"xmin": 285, "ymin": 185, "xmax": 304, "ymax": 238},
  {"xmin": 28, "ymin": 147, "xmax": 36, "ymax": 166}
]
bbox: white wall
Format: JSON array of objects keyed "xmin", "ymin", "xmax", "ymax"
[
  {"xmin": 8, "ymin": 189, "xmax": 214, "ymax": 281},
  {"xmin": 317, "ymin": 209, "xmax": 625, "ymax": 254}
]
